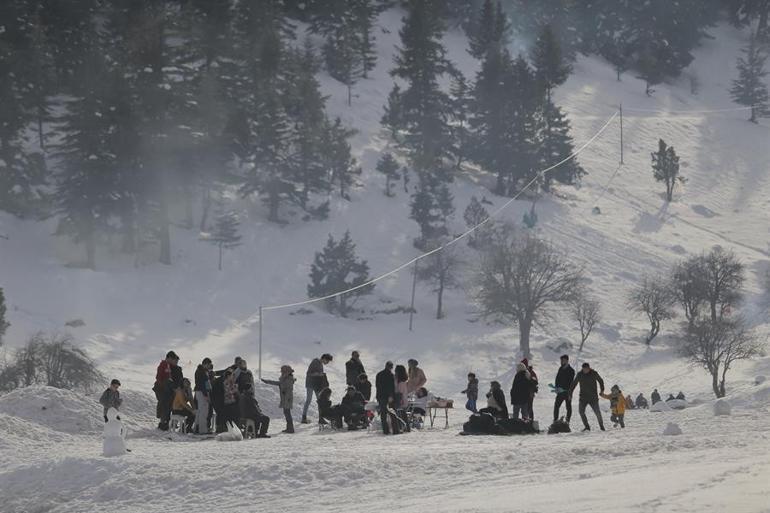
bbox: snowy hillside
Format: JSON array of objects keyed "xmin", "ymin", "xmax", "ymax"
[{"xmin": 1, "ymin": 4, "xmax": 770, "ymax": 512}]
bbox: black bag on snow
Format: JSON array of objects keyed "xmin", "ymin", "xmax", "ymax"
[
  {"xmin": 497, "ymin": 417, "xmax": 538, "ymax": 435},
  {"xmin": 547, "ymin": 419, "xmax": 571, "ymax": 434},
  {"xmin": 462, "ymin": 412, "xmax": 498, "ymax": 435}
]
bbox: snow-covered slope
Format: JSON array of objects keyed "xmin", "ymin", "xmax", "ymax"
[{"xmin": 1, "ymin": 8, "xmax": 770, "ymax": 511}]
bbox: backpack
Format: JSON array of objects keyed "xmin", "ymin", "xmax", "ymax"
[
  {"xmin": 497, "ymin": 417, "xmax": 538, "ymax": 435},
  {"xmin": 547, "ymin": 419, "xmax": 571, "ymax": 434},
  {"xmin": 462, "ymin": 412, "xmax": 498, "ymax": 435}
]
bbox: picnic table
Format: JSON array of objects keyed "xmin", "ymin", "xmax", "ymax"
[{"xmin": 426, "ymin": 400, "xmax": 453, "ymax": 429}]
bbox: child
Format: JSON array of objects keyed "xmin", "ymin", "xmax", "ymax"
[
  {"xmin": 600, "ymin": 384, "xmax": 626, "ymax": 428},
  {"xmin": 462, "ymin": 373, "xmax": 479, "ymax": 413},
  {"xmin": 99, "ymin": 379, "xmax": 123, "ymax": 422},
  {"xmin": 261, "ymin": 365, "xmax": 296, "ymax": 434},
  {"xmin": 410, "ymin": 387, "xmax": 434, "ymax": 416}
]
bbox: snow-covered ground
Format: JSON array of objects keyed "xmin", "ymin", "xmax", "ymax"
[{"xmin": 1, "ymin": 6, "xmax": 770, "ymax": 513}]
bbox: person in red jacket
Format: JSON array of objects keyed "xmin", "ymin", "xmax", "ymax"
[{"xmin": 153, "ymin": 351, "xmax": 179, "ymax": 431}]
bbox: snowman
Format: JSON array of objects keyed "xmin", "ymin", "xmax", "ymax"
[{"xmin": 103, "ymin": 407, "xmax": 128, "ymax": 457}]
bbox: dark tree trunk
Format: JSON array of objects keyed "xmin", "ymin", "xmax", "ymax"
[
  {"xmin": 159, "ymin": 192, "xmax": 171, "ymax": 265},
  {"xmin": 519, "ymin": 316, "xmax": 533, "ymax": 358},
  {"xmin": 436, "ymin": 272, "xmax": 445, "ymax": 320},
  {"xmin": 218, "ymin": 243, "xmax": 223, "ymax": 271},
  {"xmin": 183, "ymin": 184, "xmax": 194, "ymax": 229},
  {"xmin": 199, "ymin": 188, "xmax": 211, "ymax": 231},
  {"xmin": 85, "ymin": 230, "xmax": 96, "ymax": 270}
]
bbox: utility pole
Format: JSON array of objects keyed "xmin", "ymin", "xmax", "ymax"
[
  {"xmin": 619, "ymin": 103, "xmax": 624, "ymax": 165},
  {"xmin": 408, "ymin": 260, "xmax": 419, "ymax": 331},
  {"xmin": 258, "ymin": 306, "xmax": 263, "ymax": 380}
]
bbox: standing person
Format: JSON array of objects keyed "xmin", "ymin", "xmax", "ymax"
[
  {"xmin": 262, "ymin": 365, "xmax": 296, "ymax": 434},
  {"xmin": 510, "ymin": 363, "xmax": 531, "ymax": 421},
  {"xmin": 601, "ymin": 385, "xmax": 627, "ymax": 428},
  {"xmin": 375, "ymin": 361, "xmax": 397, "ymax": 435},
  {"xmin": 395, "ymin": 364, "xmax": 410, "ymax": 431},
  {"xmin": 194, "ymin": 358, "xmax": 213, "ymax": 434},
  {"xmin": 356, "ymin": 373, "xmax": 372, "ymax": 401},
  {"xmin": 651, "ymin": 389, "xmax": 661, "ymax": 405},
  {"xmin": 407, "ymin": 359, "xmax": 427, "ymax": 394},
  {"xmin": 345, "ymin": 351, "xmax": 365, "ymax": 387},
  {"xmin": 222, "ymin": 369, "xmax": 240, "ymax": 426},
  {"xmin": 239, "ymin": 383, "xmax": 270, "ymax": 438},
  {"xmin": 521, "ymin": 358, "xmax": 538, "ymax": 420},
  {"xmin": 480, "ymin": 381, "xmax": 508, "ymax": 420},
  {"xmin": 302, "ymin": 353, "xmax": 333, "ymax": 424},
  {"xmin": 462, "ymin": 373, "xmax": 479, "ymax": 413},
  {"xmin": 235, "ymin": 359, "xmax": 254, "ymax": 392},
  {"xmin": 569, "ymin": 362, "xmax": 606, "ymax": 432},
  {"xmin": 99, "ymin": 379, "xmax": 122, "ymax": 422},
  {"xmin": 553, "ymin": 354, "xmax": 575, "ymax": 423},
  {"xmin": 153, "ymin": 351, "xmax": 179, "ymax": 431}
]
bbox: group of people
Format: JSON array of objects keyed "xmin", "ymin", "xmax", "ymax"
[
  {"xmin": 150, "ymin": 351, "xmax": 274, "ymax": 437},
  {"xmin": 99, "ymin": 349, "xmax": 679, "ymax": 439}
]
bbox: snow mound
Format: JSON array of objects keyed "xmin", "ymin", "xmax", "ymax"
[
  {"xmin": 650, "ymin": 401, "xmax": 672, "ymax": 412},
  {"xmin": 756, "ymin": 375, "xmax": 767, "ymax": 386},
  {"xmin": 0, "ymin": 386, "xmax": 104, "ymax": 434},
  {"xmin": 662, "ymin": 422, "xmax": 683, "ymax": 436},
  {"xmin": 713, "ymin": 399, "xmax": 732, "ymax": 416},
  {"xmin": 216, "ymin": 422, "xmax": 243, "ymax": 442},
  {"xmin": 667, "ymin": 399, "xmax": 688, "ymax": 410}
]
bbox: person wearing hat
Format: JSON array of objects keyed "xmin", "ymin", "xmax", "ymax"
[
  {"xmin": 553, "ymin": 354, "xmax": 575, "ymax": 423},
  {"xmin": 407, "ymin": 359, "xmax": 426, "ymax": 394},
  {"xmin": 345, "ymin": 351, "xmax": 366, "ymax": 387},
  {"xmin": 153, "ymin": 351, "xmax": 180, "ymax": 430},
  {"xmin": 356, "ymin": 373, "xmax": 372, "ymax": 401},
  {"xmin": 569, "ymin": 362, "xmax": 606, "ymax": 431},
  {"xmin": 99, "ymin": 379, "xmax": 122, "ymax": 422},
  {"xmin": 600, "ymin": 384, "xmax": 627, "ymax": 428},
  {"xmin": 262, "ymin": 365, "xmax": 297, "ymax": 434},
  {"xmin": 510, "ymin": 362, "xmax": 532, "ymax": 421}
]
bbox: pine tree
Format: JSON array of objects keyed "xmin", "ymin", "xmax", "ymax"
[
  {"xmin": 651, "ymin": 139, "xmax": 684, "ymax": 202},
  {"xmin": 468, "ymin": 0, "xmax": 510, "ymax": 59},
  {"xmin": 448, "ymin": 72, "xmax": 472, "ymax": 170},
  {"xmin": 377, "ymin": 153, "xmax": 401, "ymax": 197},
  {"xmin": 381, "ymin": 84, "xmax": 404, "ymax": 141},
  {"xmin": 410, "ymin": 174, "xmax": 454, "ymax": 249},
  {"xmin": 463, "ymin": 196, "xmax": 492, "ymax": 248},
  {"xmin": 308, "ymin": 231, "xmax": 374, "ymax": 317},
  {"xmin": 0, "ymin": 287, "xmax": 9, "ymax": 346},
  {"xmin": 322, "ymin": 117, "xmax": 359, "ymax": 200},
  {"xmin": 730, "ymin": 37, "xmax": 769, "ymax": 123},
  {"xmin": 389, "ymin": 0, "xmax": 454, "ymax": 176},
  {"xmin": 417, "ymin": 238, "xmax": 461, "ymax": 319},
  {"xmin": 324, "ymin": 25, "xmax": 363, "ymax": 106},
  {"xmin": 538, "ymin": 100, "xmax": 584, "ymax": 190},
  {"xmin": 352, "ymin": 0, "xmax": 380, "ymax": 77},
  {"xmin": 531, "ymin": 24, "xmax": 572, "ymax": 101},
  {"xmin": 637, "ymin": 43, "xmax": 665, "ymax": 96},
  {"xmin": 206, "ymin": 211, "xmax": 242, "ymax": 270}
]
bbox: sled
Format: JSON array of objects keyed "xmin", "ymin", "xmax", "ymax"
[{"xmin": 548, "ymin": 384, "xmax": 567, "ymax": 395}]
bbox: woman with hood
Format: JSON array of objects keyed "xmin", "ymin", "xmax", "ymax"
[
  {"xmin": 510, "ymin": 363, "xmax": 531, "ymax": 421},
  {"xmin": 600, "ymin": 384, "xmax": 627, "ymax": 428},
  {"xmin": 262, "ymin": 365, "xmax": 297, "ymax": 434}
]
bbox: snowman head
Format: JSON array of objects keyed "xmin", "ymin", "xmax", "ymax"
[{"xmin": 106, "ymin": 407, "xmax": 120, "ymax": 422}]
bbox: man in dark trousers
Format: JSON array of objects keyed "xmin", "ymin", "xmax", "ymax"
[
  {"xmin": 553, "ymin": 354, "xmax": 575, "ymax": 423},
  {"xmin": 375, "ymin": 361, "xmax": 398, "ymax": 434},
  {"xmin": 302, "ymin": 353, "xmax": 333, "ymax": 424},
  {"xmin": 153, "ymin": 351, "xmax": 180, "ymax": 431},
  {"xmin": 569, "ymin": 362, "xmax": 606, "ymax": 432},
  {"xmin": 345, "ymin": 351, "xmax": 365, "ymax": 387}
]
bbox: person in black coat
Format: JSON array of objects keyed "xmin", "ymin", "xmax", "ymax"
[
  {"xmin": 356, "ymin": 373, "xmax": 372, "ymax": 401},
  {"xmin": 375, "ymin": 361, "xmax": 397, "ymax": 434},
  {"xmin": 340, "ymin": 386, "xmax": 367, "ymax": 429},
  {"xmin": 345, "ymin": 351, "xmax": 365, "ymax": 387},
  {"xmin": 238, "ymin": 384, "xmax": 270, "ymax": 438},
  {"xmin": 569, "ymin": 362, "xmax": 605, "ymax": 431},
  {"xmin": 553, "ymin": 354, "xmax": 576, "ymax": 423},
  {"xmin": 510, "ymin": 363, "xmax": 531, "ymax": 420},
  {"xmin": 480, "ymin": 381, "xmax": 508, "ymax": 420}
]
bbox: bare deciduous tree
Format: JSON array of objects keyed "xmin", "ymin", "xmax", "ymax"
[
  {"xmin": 417, "ymin": 238, "xmax": 462, "ymax": 320},
  {"xmin": 0, "ymin": 333, "xmax": 104, "ymax": 393},
  {"xmin": 680, "ymin": 318, "xmax": 763, "ymax": 398},
  {"xmin": 628, "ymin": 275, "xmax": 676, "ymax": 344},
  {"xmin": 476, "ymin": 226, "xmax": 583, "ymax": 357},
  {"xmin": 671, "ymin": 256, "xmax": 709, "ymax": 328},
  {"xmin": 702, "ymin": 247, "xmax": 744, "ymax": 323},
  {"xmin": 574, "ymin": 294, "xmax": 601, "ymax": 351}
]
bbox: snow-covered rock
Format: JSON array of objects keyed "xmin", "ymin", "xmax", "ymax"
[
  {"xmin": 756, "ymin": 375, "xmax": 767, "ymax": 386},
  {"xmin": 667, "ymin": 399, "xmax": 688, "ymax": 410},
  {"xmin": 650, "ymin": 401, "xmax": 672, "ymax": 412},
  {"xmin": 713, "ymin": 399, "xmax": 732, "ymax": 416},
  {"xmin": 0, "ymin": 386, "xmax": 103, "ymax": 435},
  {"xmin": 662, "ymin": 422, "xmax": 683, "ymax": 436}
]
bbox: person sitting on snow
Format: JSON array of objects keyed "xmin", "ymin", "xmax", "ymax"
[
  {"xmin": 317, "ymin": 387, "xmax": 343, "ymax": 428},
  {"xmin": 600, "ymin": 384, "xmax": 626, "ymax": 428},
  {"xmin": 651, "ymin": 389, "xmax": 661, "ymax": 405},
  {"xmin": 676, "ymin": 391, "xmax": 686, "ymax": 401},
  {"xmin": 239, "ymin": 383, "xmax": 270, "ymax": 438},
  {"xmin": 635, "ymin": 393, "xmax": 649, "ymax": 409},
  {"xmin": 99, "ymin": 379, "xmax": 123, "ymax": 422},
  {"xmin": 480, "ymin": 381, "xmax": 508, "ymax": 420},
  {"xmin": 666, "ymin": 394, "xmax": 676, "ymax": 402}
]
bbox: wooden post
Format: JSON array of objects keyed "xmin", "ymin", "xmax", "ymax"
[
  {"xmin": 408, "ymin": 260, "xmax": 419, "ymax": 331},
  {"xmin": 619, "ymin": 103, "xmax": 624, "ymax": 165},
  {"xmin": 258, "ymin": 306, "xmax": 263, "ymax": 380}
]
